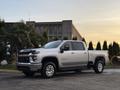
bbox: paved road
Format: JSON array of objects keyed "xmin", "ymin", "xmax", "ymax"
[{"xmin": 0, "ymin": 69, "xmax": 120, "ymax": 90}]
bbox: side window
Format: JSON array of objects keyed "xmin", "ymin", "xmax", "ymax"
[
  {"xmin": 72, "ymin": 42, "xmax": 85, "ymax": 50},
  {"xmin": 61, "ymin": 42, "xmax": 71, "ymax": 51}
]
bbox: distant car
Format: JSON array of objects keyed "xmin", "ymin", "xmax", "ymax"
[{"xmin": 16, "ymin": 40, "xmax": 109, "ymax": 78}]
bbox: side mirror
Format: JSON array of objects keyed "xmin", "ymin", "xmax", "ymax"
[
  {"xmin": 60, "ymin": 48, "xmax": 64, "ymax": 53},
  {"xmin": 60, "ymin": 45, "xmax": 69, "ymax": 53}
]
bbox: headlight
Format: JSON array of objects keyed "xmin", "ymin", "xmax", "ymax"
[
  {"xmin": 32, "ymin": 51, "xmax": 40, "ymax": 54},
  {"xmin": 30, "ymin": 56, "xmax": 37, "ymax": 62}
]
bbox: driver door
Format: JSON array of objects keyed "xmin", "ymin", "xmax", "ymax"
[{"xmin": 59, "ymin": 41, "xmax": 75, "ymax": 67}]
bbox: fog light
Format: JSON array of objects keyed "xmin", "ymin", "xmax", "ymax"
[{"xmin": 30, "ymin": 57, "xmax": 33, "ymax": 62}]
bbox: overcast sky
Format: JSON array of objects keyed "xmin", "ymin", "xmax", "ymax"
[{"xmin": 0, "ymin": 0, "xmax": 120, "ymax": 44}]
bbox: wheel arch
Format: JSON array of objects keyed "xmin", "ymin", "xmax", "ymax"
[
  {"xmin": 41, "ymin": 56, "xmax": 59, "ymax": 71},
  {"xmin": 94, "ymin": 56, "xmax": 106, "ymax": 65}
]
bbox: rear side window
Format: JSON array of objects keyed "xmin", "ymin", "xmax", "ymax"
[{"xmin": 72, "ymin": 42, "xmax": 85, "ymax": 50}]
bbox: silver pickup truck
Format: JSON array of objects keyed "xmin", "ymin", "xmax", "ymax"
[{"xmin": 16, "ymin": 40, "xmax": 109, "ymax": 78}]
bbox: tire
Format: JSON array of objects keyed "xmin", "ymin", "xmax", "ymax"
[
  {"xmin": 94, "ymin": 61, "xmax": 104, "ymax": 73},
  {"xmin": 23, "ymin": 71, "xmax": 35, "ymax": 77},
  {"xmin": 41, "ymin": 62, "xmax": 56, "ymax": 78}
]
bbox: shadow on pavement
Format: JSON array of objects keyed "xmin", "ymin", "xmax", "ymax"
[{"xmin": 3, "ymin": 70, "xmax": 97, "ymax": 80}]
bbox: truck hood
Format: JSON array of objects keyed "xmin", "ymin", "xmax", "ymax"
[{"xmin": 19, "ymin": 48, "xmax": 59, "ymax": 54}]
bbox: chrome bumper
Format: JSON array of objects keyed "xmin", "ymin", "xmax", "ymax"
[{"xmin": 16, "ymin": 62, "xmax": 42, "ymax": 72}]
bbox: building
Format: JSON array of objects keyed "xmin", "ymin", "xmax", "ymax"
[
  {"xmin": 26, "ymin": 20, "xmax": 82, "ymax": 40},
  {"xmin": 5, "ymin": 20, "xmax": 82, "ymax": 41}
]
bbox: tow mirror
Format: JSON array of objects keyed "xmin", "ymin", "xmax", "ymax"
[
  {"xmin": 60, "ymin": 45, "xmax": 69, "ymax": 53},
  {"xmin": 60, "ymin": 48, "xmax": 64, "ymax": 53}
]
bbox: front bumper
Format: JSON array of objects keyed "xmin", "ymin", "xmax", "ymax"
[{"xmin": 16, "ymin": 63, "xmax": 42, "ymax": 72}]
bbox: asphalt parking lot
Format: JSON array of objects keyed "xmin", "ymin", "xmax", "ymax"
[{"xmin": 0, "ymin": 69, "xmax": 120, "ymax": 90}]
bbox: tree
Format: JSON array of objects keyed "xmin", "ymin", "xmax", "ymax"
[
  {"xmin": 108, "ymin": 42, "xmax": 120, "ymax": 59},
  {"xmin": 29, "ymin": 30, "xmax": 41, "ymax": 48},
  {"xmin": 112, "ymin": 42, "xmax": 119, "ymax": 56},
  {"xmin": 103, "ymin": 41, "xmax": 108, "ymax": 50},
  {"xmin": 72, "ymin": 36, "xmax": 77, "ymax": 40},
  {"xmin": 0, "ymin": 20, "xmax": 43, "ymax": 63},
  {"xmin": 0, "ymin": 41, "xmax": 6, "ymax": 61},
  {"xmin": 7, "ymin": 22, "xmax": 32, "ymax": 50},
  {"xmin": 41, "ymin": 31, "xmax": 48, "ymax": 45},
  {"xmin": 108, "ymin": 44, "xmax": 113, "ymax": 59},
  {"xmin": 96, "ymin": 42, "xmax": 101, "ymax": 50},
  {"xmin": 0, "ymin": 19, "xmax": 6, "ymax": 62},
  {"xmin": 82, "ymin": 37, "xmax": 86, "ymax": 45},
  {"xmin": 88, "ymin": 41, "xmax": 94, "ymax": 50},
  {"xmin": 8, "ymin": 21, "xmax": 42, "ymax": 49}
]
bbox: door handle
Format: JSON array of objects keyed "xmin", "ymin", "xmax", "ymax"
[
  {"xmin": 71, "ymin": 52, "xmax": 75, "ymax": 54},
  {"xmin": 84, "ymin": 52, "xmax": 87, "ymax": 54}
]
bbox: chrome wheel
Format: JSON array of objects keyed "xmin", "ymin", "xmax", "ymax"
[
  {"xmin": 94, "ymin": 60, "xmax": 104, "ymax": 73},
  {"xmin": 45, "ymin": 64, "xmax": 55, "ymax": 77},
  {"xmin": 41, "ymin": 62, "xmax": 56, "ymax": 78},
  {"xmin": 98, "ymin": 63, "xmax": 103, "ymax": 72}
]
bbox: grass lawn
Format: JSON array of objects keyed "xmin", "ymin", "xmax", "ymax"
[
  {"xmin": 105, "ymin": 64, "xmax": 120, "ymax": 69},
  {"xmin": 0, "ymin": 64, "xmax": 16, "ymax": 70}
]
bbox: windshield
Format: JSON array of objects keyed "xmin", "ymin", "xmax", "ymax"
[{"xmin": 43, "ymin": 41, "xmax": 62, "ymax": 49}]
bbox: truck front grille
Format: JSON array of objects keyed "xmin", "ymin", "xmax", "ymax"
[{"xmin": 18, "ymin": 57, "xmax": 30, "ymax": 63}]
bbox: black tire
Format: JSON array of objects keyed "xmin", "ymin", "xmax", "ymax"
[
  {"xmin": 94, "ymin": 61, "xmax": 104, "ymax": 73},
  {"xmin": 41, "ymin": 62, "xmax": 56, "ymax": 78},
  {"xmin": 23, "ymin": 71, "xmax": 35, "ymax": 77}
]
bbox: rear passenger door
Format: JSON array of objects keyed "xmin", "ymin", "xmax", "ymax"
[{"xmin": 71, "ymin": 42, "xmax": 88, "ymax": 66}]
